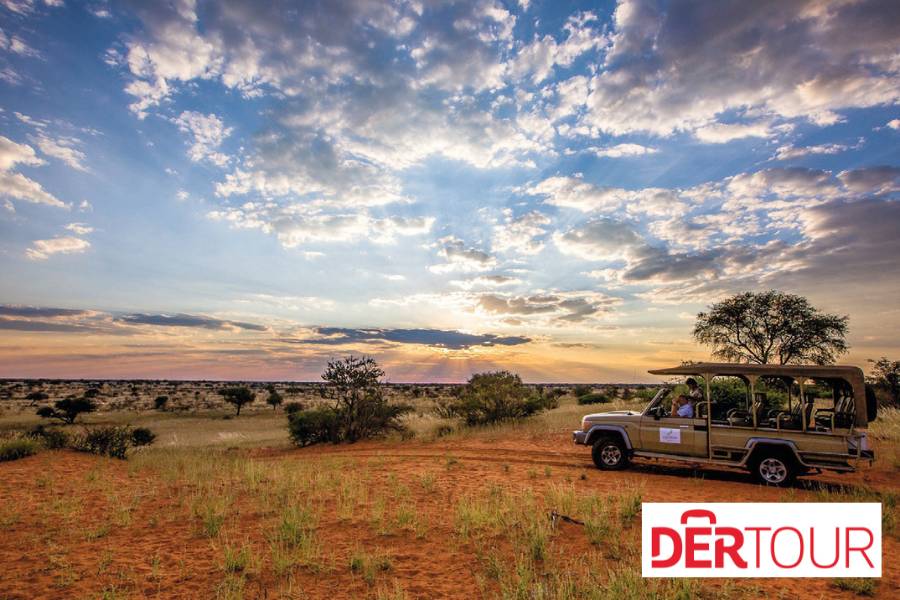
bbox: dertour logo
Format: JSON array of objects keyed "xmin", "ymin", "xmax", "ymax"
[{"xmin": 642, "ymin": 503, "xmax": 882, "ymax": 578}]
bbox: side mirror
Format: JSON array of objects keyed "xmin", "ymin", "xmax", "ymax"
[{"xmin": 651, "ymin": 406, "xmax": 662, "ymax": 420}]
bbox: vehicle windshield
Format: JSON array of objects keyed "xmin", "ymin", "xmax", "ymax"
[{"xmin": 643, "ymin": 387, "xmax": 671, "ymax": 415}]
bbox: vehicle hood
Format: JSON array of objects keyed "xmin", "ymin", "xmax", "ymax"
[{"xmin": 584, "ymin": 410, "xmax": 641, "ymax": 420}]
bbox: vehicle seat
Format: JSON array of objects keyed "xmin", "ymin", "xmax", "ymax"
[
  {"xmin": 815, "ymin": 394, "xmax": 854, "ymax": 430},
  {"xmin": 775, "ymin": 401, "xmax": 814, "ymax": 430},
  {"xmin": 726, "ymin": 400, "xmax": 762, "ymax": 427}
]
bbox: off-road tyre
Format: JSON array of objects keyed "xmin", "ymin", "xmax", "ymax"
[
  {"xmin": 748, "ymin": 448, "xmax": 797, "ymax": 486},
  {"xmin": 591, "ymin": 436, "xmax": 629, "ymax": 471}
]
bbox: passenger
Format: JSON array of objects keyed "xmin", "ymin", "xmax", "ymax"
[{"xmin": 671, "ymin": 378, "xmax": 702, "ymax": 418}]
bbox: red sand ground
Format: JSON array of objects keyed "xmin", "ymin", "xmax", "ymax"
[{"xmin": 1, "ymin": 432, "xmax": 897, "ymax": 599}]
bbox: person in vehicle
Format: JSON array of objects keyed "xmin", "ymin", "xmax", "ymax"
[{"xmin": 671, "ymin": 378, "xmax": 702, "ymax": 417}]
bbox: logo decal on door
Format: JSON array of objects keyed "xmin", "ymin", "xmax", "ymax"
[{"xmin": 660, "ymin": 427, "xmax": 681, "ymax": 443}]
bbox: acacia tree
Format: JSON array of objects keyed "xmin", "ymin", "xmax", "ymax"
[
  {"xmin": 220, "ymin": 386, "xmax": 255, "ymax": 416},
  {"xmin": 321, "ymin": 356, "xmax": 411, "ymax": 442},
  {"xmin": 693, "ymin": 291, "xmax": 848, "ymax": 365},
  {"xmin": 36, "ymin": 397, "xmax": 96, "ymax": 424},
  {"xmin": 265, "ymin": 385, "xmax": 283, "ymax": 411}
]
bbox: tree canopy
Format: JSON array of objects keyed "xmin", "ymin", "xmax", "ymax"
[
  {"xmin": 219, "ymin": 386, "xmax": 255, "ymax": 415},
  {"xmin": 693, "ymin": 291, "xmax": 848, "ymax": 365}
]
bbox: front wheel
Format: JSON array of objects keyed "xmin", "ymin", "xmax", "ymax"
[
  {"xmin": 749, "ymin": 451, "xmax": 796, "ymax": 486},
  {"xmin": 592, "ymin": 436, "xmax": 629, "ymax": 470}
]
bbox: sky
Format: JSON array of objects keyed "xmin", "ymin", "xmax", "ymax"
[{"xmin": 0, "ymin": 0, "xmax": 898, "ymax": 382}]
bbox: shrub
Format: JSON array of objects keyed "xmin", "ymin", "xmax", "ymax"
[
  {"xmin": 73, "ymin": 425, "xmax": 156, "ymax": 459},
  {"xmin": 287, "ymin": 406, "xmax": 341, "ymax": 447},
  {"xmin": 154, "ymin": 395, "xmax": 169, "ymax": 410},
  {"xmin": 75, "ymin": 426, "xmax": 132, "ymax": 459},
  {"xmin": 448, "ymin": 371, "xmax": 554, "ymax": 426},
  {"xmin": 572, "ymin": 384, "xmax": 592, "ymax": 397},
  {"xmin": 0, "ymin": 437, "xmax": 40, "ymax": 462},
  {"xmin": 28, "ymin": 424, "xmax": 70, "ymax": 449},
  {"xmin": 26, "ymin": 391, "xmax": 49, "ymax": 405},
  {"xmin": 220, "ymin": 386, "xmax": 254, "ymax": 416},
  {"xmin": 283, "ymin": 401, "xmax": 306, "ymax": 415},
  {"xmin": 36, "ymin": 397, "xmax": 96, "ymax": 424},
  {"xmin": 131, "ymin": 427, "xmax": 157, "ymax": 447},
  {"xmin": 577, "ymin": 392, "xmax": 610, "ymax": 405}
]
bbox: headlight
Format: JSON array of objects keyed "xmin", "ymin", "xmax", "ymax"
[{"xmin": 581, "ymin": 416, "xmax": 590, "ymax": 430}]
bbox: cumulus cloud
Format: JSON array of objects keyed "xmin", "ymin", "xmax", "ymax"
[
  {"xmin": 477, "ymin": 291, "xmax": 621, "ymax": 324},
  {"xmin": 591, "ymin": 143, "xmax": 657, "ymax": 157},
  {"xmin": 527, "ymin": 176, "xmax": 627, "ymax": 212},
  {"xmin": 492, "ymin": 209, "xmax": 549, "ymax": 255},
  {"xmin": 578, "ymin": 0, "xmax": 900, "ymax": 138},
  {"xmin": 773, "ymin": 143, "xmax": 850, "ymax": 161},
  {"xmin": 26, "ymin": 236, "xmax": 90, "ymax": 260},
  {"xmin": 173, "ymin": 111, "xmax": 232, "ymax": 167},
  {"xmin": 430, "ymin": 237, "xmax": 496, "ymax": 273},
  {"xmin": 208, "ymin": 201, "xmax": 433, "ymax": 247}
]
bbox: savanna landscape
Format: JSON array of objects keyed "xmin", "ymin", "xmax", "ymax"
[{"xmin": 2, "ymin": 352, "xmax": 899, "ymax": 599}]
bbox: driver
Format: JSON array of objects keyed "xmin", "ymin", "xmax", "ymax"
[{"xmin": 671, "ymin": 377, "xmax": 702, "ymax": 418}]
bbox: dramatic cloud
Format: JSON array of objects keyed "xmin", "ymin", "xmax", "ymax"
[
  {"xmin": 296, "ymin": 327, "xmax": 530, "ymax": 350},
  {"xmin": 0, "ymin": 305, "xmax": 89, "ymax": 318},
  {"xmin": 579, "ymin": 0, "xmax": 900, "ymax": 137},
  {"xmin": 116, "ymin": 313, "xmax": 268, "ymax": 332}
]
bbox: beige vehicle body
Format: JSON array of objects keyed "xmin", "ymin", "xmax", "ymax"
[{"xmin": 573, "ymin": 363, "xmax": 876, "ymax": 485}]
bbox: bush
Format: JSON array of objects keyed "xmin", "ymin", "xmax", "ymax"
[
  {"xmin": 572, "ymin": 384, "xmax": 592, "ymax": 397},
  {"xmin": 448, "ymin": 371, "xmax": 554, "ymax": 426},
  {"xmin": 0, "ymin": 437, "xmax": 40, "ymax": 462},
  {"xmin": 283, "ymin": 401, "xmax": 306, "ymax": 415},
  {"xmin": 287, "ymin": 406, "xmax": 341, "ymax": 447},
  {"xmin": 28, "ymin": 424, "xmax": 70, "ymax": 449},
  {"xmin": 75, "ymin": 426, "xmax": 132, "ymax": 459},
  {"xmin": 154, "ymin": 395, "xmax": 169, "ymax": 410},
  {"xmin": 131, "ymin": 427, "xmax": 156, "ymax": 447},
  {"xmin": 36, "ymin": 397, "xmax": 96, "ymax": 424},
  {"xmin": 577, "ymin": 392, "xmax": 610, "ymax": 405},
  {"xmin": 26, "ymin": 391, "xmax": 49, "ymax": 405},
  {"xmin": 73, "ymin": 425, "xmax": 156, "ymax": 459}
]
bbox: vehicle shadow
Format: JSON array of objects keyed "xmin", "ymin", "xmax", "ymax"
[{"xmin": 627, "ymin": 458, "xmax": 884, "ymax": 495}]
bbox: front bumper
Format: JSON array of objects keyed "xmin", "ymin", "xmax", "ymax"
[{"xmin": 573, "ymin": 430, "xmax": 588, "ymax": 445}]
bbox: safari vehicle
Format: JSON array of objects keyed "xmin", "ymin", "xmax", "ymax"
[{"xmin": 573, "ymin": 363, "xmax": 877, "ymax": 486}]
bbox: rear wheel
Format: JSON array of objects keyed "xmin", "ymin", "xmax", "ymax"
[
  {"xmin": 591, "ymin": 436, "xmax": 629, "ymax": 470},
  {"xmin": 749, "ymin": 450, "xmax": 796, "ymax": 486}
]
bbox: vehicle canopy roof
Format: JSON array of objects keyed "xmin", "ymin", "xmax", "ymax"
[{"xmin": 647, "ymin": 363, "xmax": 868, "ymax": 427}]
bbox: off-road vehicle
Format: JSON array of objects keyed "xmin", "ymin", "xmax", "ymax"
[{"xmin": 573, "ymin": 363, "xmax": 877, "ymax": 485}]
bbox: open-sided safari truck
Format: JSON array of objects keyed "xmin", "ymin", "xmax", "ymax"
[{"xmin": 573, "ymin": 363, "xmax": 877, "ymax": 486}]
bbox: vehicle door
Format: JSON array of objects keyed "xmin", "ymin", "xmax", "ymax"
[{"xmin": 640, "ymin": 401, "xmax": 701, "ymax": 456}]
